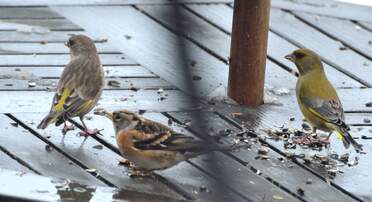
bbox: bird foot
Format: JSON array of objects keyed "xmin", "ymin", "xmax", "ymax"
[
  {"xmin": 79, "ymin": 128, "xmax": 103, "ymax": 137},
  {"xmin": 128, "ymin": 169, "xmax": 153, "ymax": 178},
  {"xmin": 293, "ymin": 133, "xmax": 311, "ymax": 145},
  {"xmin": 62, "ymin": 123, "xmax": 75, "ymax": 135}
]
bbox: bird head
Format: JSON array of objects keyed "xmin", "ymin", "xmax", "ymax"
[
  {"xmin": 94, "ymin": 108, "xmax": 141, "ymax": 134},
  {"xmin": 65, "ymin": 35, "xmax": 97, "ymax": 56},
  {"xmin": 285, "ymin": 48, "xmax": 323, "ymax": 75}
]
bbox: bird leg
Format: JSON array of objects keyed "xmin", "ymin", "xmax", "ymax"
[
  {"xmin": 78, "ymin": 117, "xmax": 102, "ymax": 137},
  {"xmin": 62, "ymin": 121, "xmax": 75, "ymax": 135}
]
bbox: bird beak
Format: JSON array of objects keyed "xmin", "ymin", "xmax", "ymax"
[
  {"xmin": 285, "ymin": 53, "xmax": 296, "ymax": 62},
  {"xmin": 94, "ymin": 108, "xmax": 113, "ymax": 120},
  {"xmin": 64, "ymin": 41, "xmax": 69, "ymax": 47}
]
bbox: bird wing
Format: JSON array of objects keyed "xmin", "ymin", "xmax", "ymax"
[
  {"xmin": 301, "ymin": 96, "xmax": 345, "ymax": 127},
  {"xmin": 133, "ymin": 131, "xmax": 205, "ymax": 152},
  {"xmin": 51, "ymin": 58, "xmax": 101, "ymax": 117}
]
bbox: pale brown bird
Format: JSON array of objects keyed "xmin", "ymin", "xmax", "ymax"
[
  {"xmin": 95, "ymin": 109, "xmax": 242, "ymax": 175},
  {"xmin": 37, "ymin": 35, "xmax": 104, "ymax": 137},
  {"xmin": 285, "ymin": 48, "xmax": 362, "ymax": 152}
]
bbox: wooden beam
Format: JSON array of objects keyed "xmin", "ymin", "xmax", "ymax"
[{"xmin": 228, "ymin": 0, "xmax": 270, "ymax": 106}]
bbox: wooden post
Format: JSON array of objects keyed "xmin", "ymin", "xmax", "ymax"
[{"xmin": 228, "ymin": 0, "xmax": 271, "ymax": 106}]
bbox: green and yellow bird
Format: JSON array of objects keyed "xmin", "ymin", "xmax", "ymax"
[
  {"xmin": 37, "ymin": 35, "xmax": 104, "ymax": 136},
  {"xmin": 285, "ymin": 48, "xmax": 362, "ymax": 152}
]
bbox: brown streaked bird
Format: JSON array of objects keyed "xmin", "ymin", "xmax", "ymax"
[
  {"xmin": 285, "ymin": 48, "xmax": 362, "ymax": 152},
  {"xmin": 95, "ymin": 109, "xmax": 242, "ymax": 174},
  {"xmin": 37, "ymin": 35, "xmax": 104, "ymax": 137}
]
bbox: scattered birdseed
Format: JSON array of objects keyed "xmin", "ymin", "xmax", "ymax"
[
  {"xmin": 296, "ymin": 188, "xmax": 305, "ymax": 196},
  {"xmin": 190, "ymin": 61, "xmax": 197, "ymax": 67},
  {"xmin": 157, "ymin": 88, "xmax": 164, "ymax": 94},
  {"xmin": 301, "ymin": 123, "xmax": 311, "ymax": 131},
  {"xmin": 107, "ymin": 80, "xmax": 120, "ymax": 87},
  {"xmin": 257, "ymin": 146, "xmax": 269, "ymax": 155},
  {"xmin": 363, "ymin": 118, "xmax": 371, "ymax": 123},
  {"xmin": 138, "ymin": 109, "xmax": 146, "ymax": 115},
  {"xmin": 85, "ymin": 168, "xmax": 97, "ymax": 173},
  {"xmin": 92, "ymin": 145, "xmax": 103, "ymax": 150},
  {"xmin": 167, "ymin": 118, "xmax": 173, "ymax": 126},
  {"xmin": 124, "ymin": 35, "xmax": 132, "ymax": 40},
  {"xmin": 192, "ymin": 75, "xmax": 202, "ymax": 80},
  {"xmin": 365, "ymin": 102, "xmax": 372, "ymax": 107},
  {"xmin": 306, "ymin": 178, "xmax": 313, "ymax": 184},
  {"xmin": 231, "ymin": 112, "xmax": 243, "ymax": 117},
  {"xmin": 10, "ymin": 122, "xmax": 18, "ymax": 127},
  {"xmin": 273, "ymin": 195, "xmax": 284, "ymax": 200},
  {"xmin": 199, "ymin": 185, "xmax": 208, "ymax": 192},
  {"xmin": 28, "ymin": 82, "xmax": 36, "ymax": 88},
  {"xmin": 45, "ymin": 145, "xmax": 53, "ymax": 152},
  {"xmin": 289, "ymin": 117, "xmax": 295, "ymax": 121}
]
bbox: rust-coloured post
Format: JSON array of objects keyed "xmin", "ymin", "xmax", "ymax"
[{"xmin": 228, "ymin": 0, "xmax": 271, "ymax": 106}]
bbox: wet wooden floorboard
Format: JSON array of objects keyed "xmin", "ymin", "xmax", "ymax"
[{"xmin": 0, "ymin": 1, "xmax": 372, "ymax": 201}]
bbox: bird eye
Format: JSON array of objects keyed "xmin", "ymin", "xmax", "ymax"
[
  {"xmin": 113, "ymin": 113, "xmax": 121, "ymax": 121},
  {"xmin": 67, "ymin": 39, "xmax": 75, "ymax": 47},
  {"xmin": 294, "ymin": 52, "xmax": 306, "ymax": 59}
]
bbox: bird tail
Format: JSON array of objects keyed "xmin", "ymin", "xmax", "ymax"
[
  {"xmin": 183, "ymin": 143, "xmax": 249, "ymax": 159},
  {"xmin": 336, "ymin": 126, "xmax": 363, "ymax": 153},
  {"xmin": 37, "ymin": 113, "xmax": 59, "ymax": 129}
]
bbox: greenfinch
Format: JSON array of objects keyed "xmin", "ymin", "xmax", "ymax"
[
  {"xmin": 37, "ymin": 35, "xmax": 104, "ymax": 137},
  {"xmin": 285, "ymin": 49, "xmax": 362, "ymax": 152}
]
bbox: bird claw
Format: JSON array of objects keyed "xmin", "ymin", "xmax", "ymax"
[
  {"xmin": 128, "ymin": 169, "xmax": 152, "ymax": 178},
  {"xmin": 79, "ymin": 128, "xmax": 103, "ymax": 137},
  {"xmin": 62, "ymin": 123, "xmax": 75, "ymax": 135}
]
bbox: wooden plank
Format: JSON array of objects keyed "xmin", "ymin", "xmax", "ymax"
[
  {"xmin": 84, "ymin": 112, "xmax": 247, "ymax": 202},
  {"xmin": 0, "ymin": 54, "xmax": 137, "ymax": 66},
  {"xmin": 0, "ymin": 0, "xmax": 233, "ymax": 6},
  {"xmin": 51, "ymin": 6, "xmax": 229, "ymax": 98},
  {"xmin": 0, "ymin": 7, "xmax": 64, "ymax": 19},
  {"xmin": 0, "ymin": 90, "xmax": 203, "ymax": 113},
  {"xmin": 269, "ymin": 8, "xmax": 372, "ymax": 87},
  {"xmin": 0, "ymin": 19, "xmax": 81, "ymax": 31},
  {"xmin": 168, "ymin": 111, "xmax": 357, "ymax": 202},
  {"xmin": 0, "ymin": 31, "xmax": 107, "ymax": 42},
  {"xmin": 0, "ymin": 42, "xmax": 120, "ymax": 54},
  {"xmin": 0, "ymin": 77, "xmax": 174, "ymax": 91},
  {"xmin": 14, "ymin": 113, "xmax": 184, "ymax": 200},
  {"xmin": 185, "ymin": 4, "xmax": 363, "ymax": 88},
  {"xmin": 0, "ymin": 65, "xmax": 156, "ymax": 78},
  {"xmin": 0, "ymin": 114, "xmax": 105, "ymax": 186},
  {"xmin": 0, "ymin": 150, "xmax": 32, "ymax": 172},
  {"xmin": 271, "ymin": 0, "xmax": 372, "ymax": 23},
  {"xmin": 295, "ymin": 12, "xmax": 372, "ymax": 60}
]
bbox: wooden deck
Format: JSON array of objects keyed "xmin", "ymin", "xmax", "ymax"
[{"xmin": 0, "ymin": 0, "xmax": 372, "ymax": 201}]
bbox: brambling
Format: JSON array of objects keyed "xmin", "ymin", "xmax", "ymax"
[
  {"xmin": 285, "ymin": 49, "xmax": 362, "ymax": 152},
  {"xmin": 37, "ymin": 35, "xmax": 104, "ymax": 137},
  {"xmin": 95, "ymin": 109, "xmax": 241, "ymax": 175}
]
